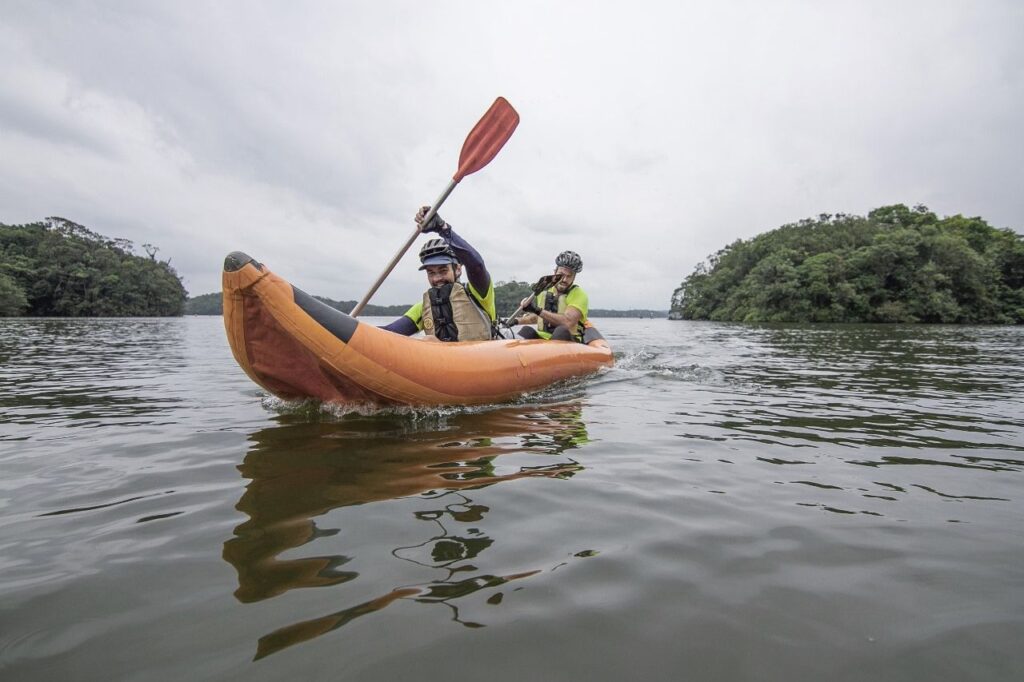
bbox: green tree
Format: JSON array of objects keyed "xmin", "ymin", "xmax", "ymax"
[
  {"xmin": 493, "ymin": 280, "xmax": 532, "ymax": 318},
  {"xmin": 185, "ymin": 292, "xmax": 224, "ymax": 315},
  {"xmin": 0, "ymin": 271, "xmax": 28, "ymax": 316},
  {"xmin": 671, "ymin": 205, "xmax": 1024, "ymax": 324},
  {"xmin": 0, "ymin": 218, "xmax": 188, "ymax": 317}
]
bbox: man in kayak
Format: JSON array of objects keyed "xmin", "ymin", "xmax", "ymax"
[
  {"xmin": 516, "ymin": 250, "xmax": 589, "ymax": 342},
  {"xmin": 380, "ymin": 207, "xmax": 498, "ymax": 341}
]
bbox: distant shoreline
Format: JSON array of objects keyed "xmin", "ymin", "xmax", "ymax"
[
  {"xmin": 184, "ymin": 291, "xmax": 667, "ymax": 318},
  {"xmin": 183, "ymin": 310, "xmax": 670, "ymax": 319}
]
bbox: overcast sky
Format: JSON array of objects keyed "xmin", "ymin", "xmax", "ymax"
[{"xmin": 2, "ymin": 1, "xmax": 1021, "ymax": 309}]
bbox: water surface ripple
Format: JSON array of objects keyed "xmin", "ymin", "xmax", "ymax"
[{"xmin": 1, "ymin": 318, "xmax": 1022, "ymax": 681}]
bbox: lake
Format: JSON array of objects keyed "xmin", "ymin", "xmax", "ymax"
[{"xmin": 1, "ymin": 316, "xmax": 1022, "ymax": 681}]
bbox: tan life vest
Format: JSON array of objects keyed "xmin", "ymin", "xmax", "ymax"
[{"xmin": 422, "ymin": 282, "xmax": 493, "ymax": 342}]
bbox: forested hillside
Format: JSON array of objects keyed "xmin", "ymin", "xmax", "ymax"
[
  {"xmin": 671, "ymin": 205, "xmax": 1024, "ymax": 323},
  {"xmin": 0, "ymin": 218, "xmax": 187, "ymax": 317}
]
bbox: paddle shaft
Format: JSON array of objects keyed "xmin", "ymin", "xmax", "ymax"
[
  {"xmin": 349, "ymin": 97, "xmax": 518, "ymax": 318},
  {"xmin": 503, "ymin": 274, "xmax": 563, "ymax": 327},
  {"xmin": 349, "ymin": 180, "xmax": 457, "ymax": 317}
]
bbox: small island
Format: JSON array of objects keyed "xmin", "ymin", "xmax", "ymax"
[
  {"xmin": 0, "ymin": 218, "xmax": 187, "ymax": 317},
  {"xmin": 671, "ymin": 204, "xmax": 1024, "ymax": 324}
]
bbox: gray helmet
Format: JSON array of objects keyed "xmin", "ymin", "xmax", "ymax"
[
  {"xmin": 418, "ymin": 238, "xmax": 459, "ymax": 270},
  {"xmin": 555, "ymin": 250, "xmax": 583, "ymax": 273}
]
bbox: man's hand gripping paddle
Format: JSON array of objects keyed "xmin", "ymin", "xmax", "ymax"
[{"xmin": 502, "ymin": 273, "xmax": 564, "ymax": 330}]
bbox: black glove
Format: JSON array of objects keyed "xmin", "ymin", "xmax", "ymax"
[
  {"xmin": 523, "ymin": 300, "xmax": 541, "ymax": 315},
  {"xmin": 416, "ymin": 206, "xmax": 449, "ymax": 234}
]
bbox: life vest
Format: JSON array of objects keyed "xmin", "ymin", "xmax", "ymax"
[
  {"xmin": 538, "ymin": 285, "xmax": 586, "ymax": 341},
  {"xmin": 422, "ymin": 282, "xmax": 494, "ymax": 342}
]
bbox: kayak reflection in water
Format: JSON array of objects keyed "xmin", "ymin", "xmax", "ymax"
[{"xmin": 222, "ymin": 403, "xmax": 592, "ymax": 660}]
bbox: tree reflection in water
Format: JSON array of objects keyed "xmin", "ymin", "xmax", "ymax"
[{"xmin": 222, "ymin": 401, "xmax": 592, "ymax": 660}]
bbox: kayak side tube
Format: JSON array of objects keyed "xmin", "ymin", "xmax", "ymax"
[{"xmin": 222, "ymin": 252, "xmax": 613, "ymax": 406}]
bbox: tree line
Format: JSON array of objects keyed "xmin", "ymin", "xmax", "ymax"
[
  {"xmin": 1, "ymin": 218, "xmax": 187, "ymax": 317},
  {"xmin": 671, "ymin": 204, "xmax": 1024, "ymax": 324},
  {"xmin": 187, "ymin": 282, "xmax": 666, "ymax": 318},
  {"xmin": 186, "ymin": 288, "xmax": 518, "ymax": 317}
]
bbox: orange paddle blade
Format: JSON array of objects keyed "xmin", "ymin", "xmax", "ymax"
[{"xmin": 453, "ymin": 97, "xmax": 520, "ymax": 182}]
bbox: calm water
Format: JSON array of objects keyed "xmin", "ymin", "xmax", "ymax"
[{"xmin": 1, "ymin": 317, "xmax": 1023, "ymax": 681}]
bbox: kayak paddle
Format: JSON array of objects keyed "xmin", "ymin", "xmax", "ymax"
[
  {"xmin": 350, "ymin": 97, "xmax": 520, "ymax": 317},
  {"xmin": 502, "ymin": 273, "xmax": 563, "ymax": 329}
]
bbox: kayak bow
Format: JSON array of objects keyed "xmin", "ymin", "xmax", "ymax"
[{"xmin": 222, "ymin": 252, "xmax": 613, "ymax": 406}]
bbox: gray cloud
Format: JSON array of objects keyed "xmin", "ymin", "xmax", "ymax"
[{"xmin": 2, "ymin": 1, "xmax": 1021, "ymax": 309}]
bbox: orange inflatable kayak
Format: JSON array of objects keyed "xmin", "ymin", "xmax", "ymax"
[{"xmin": 222, "ymin": 252, "xmax": 614, "ymax": 407}]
